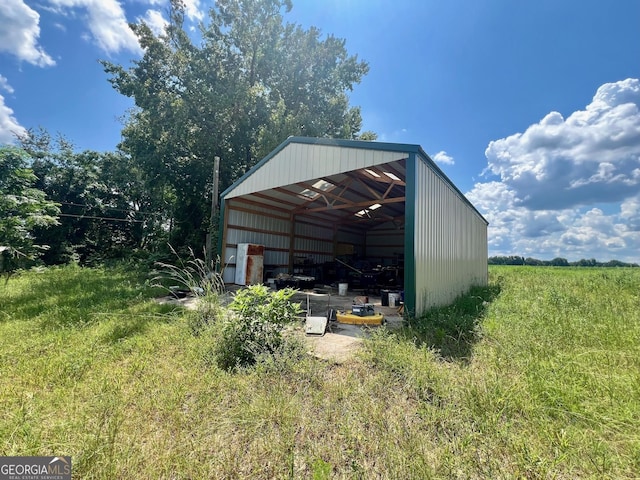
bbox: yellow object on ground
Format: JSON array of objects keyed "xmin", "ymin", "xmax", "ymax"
[{"xmin": 336, "ymin": 311, "xmax": 384, "ymax": 326}]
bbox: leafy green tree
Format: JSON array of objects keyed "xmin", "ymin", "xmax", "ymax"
[
  {"xmin": 102, "ymin": 0, "xmax": 370, "ymax": 253},
  {"xmin": 524, "ymin": 257, "xmax": 544, "ymax": 266},
  {"xmin": 0, "ymin": 145, "xmax": 59, "ymax": 275},
  {"xmin": 574, "ymin": 258, "xmax": 598, "ymax": 267},
  {"xmin": 357, "ymin": 131, "xmax": 378, "ymax": 141},
  {"xmin": 549, "ymin": 257, "xmax": 569, "ymax": 267},
  {"xmin": 18, "ymin": 129, "xmax": 150, "ymax": 264},
  {"xmin": 602, "ymin": 259, "xmax": 630, "ymax": 268}
]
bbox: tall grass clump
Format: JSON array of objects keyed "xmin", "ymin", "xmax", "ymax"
[
  {"xmin": 151, "ymin": 248, "xmax": 305, "ymax": 371},
  {"xmin": 151, "ymin": 245, "xmax": 226, "ymax": 335}
]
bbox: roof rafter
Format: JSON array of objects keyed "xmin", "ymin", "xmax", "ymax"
[{"xmin": 295, "ymin": 195, "xmax": 406, "ymax": 214}]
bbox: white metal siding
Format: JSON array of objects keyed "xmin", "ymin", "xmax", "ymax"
[
  {"xmin": 226, "ymin": 143, "xmax": 406, "ymax": 199},
  {"xmin": 335, "ymin": 229, "xmax": 366, "ymax": 257},
  {"xmin": 366, "ymin": 224, "xmax": 404, "ymax": 266},
  {"xmin": 336, "ymin": 230, "xmax": 365, "ymax": 245},
  {"xmin": 222, "ymin": 206, "xmax": 291, "ymax": 283},
  {"xmin": 293, "ymin": 220, "xmax": 333, "ymax": 265},
  {"xmin": 413, "ymin": 154, "xmax": 488, "ymax": 313},
  {"xmin": 223, "ymin": 204, "xmax": 341, "ymax": 283}
]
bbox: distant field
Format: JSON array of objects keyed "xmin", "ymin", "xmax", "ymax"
[{"xmin": 1, "ymin": 265, "xmax": 639, "ymax": 478}]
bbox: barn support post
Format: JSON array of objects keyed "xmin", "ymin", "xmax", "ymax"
[
  {"xmin": 404, "ymin": 152, "xmax": 417, "ymax": 316},
  {"xmin": 288, "ymin": 213, "xmax": 296, "ymax": 273}
]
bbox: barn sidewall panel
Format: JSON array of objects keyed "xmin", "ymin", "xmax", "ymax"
[
  {"xmin": 221, "ymin": 205, "xmax": 291, "ymax": 283},
  {"xmin": 413, "ymin": 154, "xmax": 488, "ymax": 314}
]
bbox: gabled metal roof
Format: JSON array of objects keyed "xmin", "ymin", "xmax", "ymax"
[{"xmin": 221, "ymin": 136, "xmax": 487, "ymax": 227}]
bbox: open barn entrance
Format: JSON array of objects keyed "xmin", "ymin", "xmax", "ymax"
[{"xmin": 221, "ymin": 157, "xmax": 407, "ymax": 294}]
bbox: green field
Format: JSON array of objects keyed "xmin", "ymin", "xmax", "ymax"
[{"xmin": 1, "ymin": 265, "xmax": 639, "ymax": 478}]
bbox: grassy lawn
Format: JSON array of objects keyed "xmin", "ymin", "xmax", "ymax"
[{"xmin": 1, "ymin": 265, "xmax": 639, "ymax": 478}]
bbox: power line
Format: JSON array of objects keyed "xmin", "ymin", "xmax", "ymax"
[
  {"xmin": 58, "ymin": 201, "xmax": 161, "ymax": 217},
  {"xmin": 58, "ymin": 213, "xmax": 145, "ymax": 223}
]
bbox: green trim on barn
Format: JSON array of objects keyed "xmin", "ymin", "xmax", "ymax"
[{"xmin": 404, "ymin": 153, "xmax": 417, "ymax": 316}]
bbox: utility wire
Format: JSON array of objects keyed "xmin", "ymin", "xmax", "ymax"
[
  {"xmin": 58, "ymin": 213, "xmax": 145, "ymax": 223},
  {"xmin": 58, "ymin": 201, "xmax": 162, "ymax": 217}
]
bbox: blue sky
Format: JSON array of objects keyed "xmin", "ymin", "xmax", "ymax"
[{"xmin": 1, "ymin": 0, "xmax": 640, "ymax": 262}]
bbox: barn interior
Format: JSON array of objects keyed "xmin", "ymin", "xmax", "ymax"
[{"xmin": 222, "ymin": 155, "xmax": 409, "ymax": 295}]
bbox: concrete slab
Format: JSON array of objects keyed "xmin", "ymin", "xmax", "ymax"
[{"xmin": 304, "ymin": 330, "xmax": 364, "ymax": 364}]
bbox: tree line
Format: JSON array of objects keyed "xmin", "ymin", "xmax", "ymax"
[
  {"xmin": 0, "ymin": 0, "xmax": 374, "ymax": 274},
  {"xmin": 489, "ymin": 256, "xmax": 639, "ymax": 268}
]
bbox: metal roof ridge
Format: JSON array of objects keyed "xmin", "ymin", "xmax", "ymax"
[{"xmin": 285, "ymin": 136, "xmax": 422, "ymax": 153}]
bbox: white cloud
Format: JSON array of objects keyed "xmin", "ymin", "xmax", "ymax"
[
  {"xmin": 378, "ymin": 128, "xmax": 409, "ymax": 143},
  {"xmin": 45, "ymin": 0, "xmax": 203, "ymax": 54},
  {"xmin": 620, "ymin": 195, "xmax": 640, "ymax": 232},
  {"xmin": 182, "ymin": 0, "xmax": 203, "ymax": 21},
  {"xmin": 469, "ymin": 79, "xmax": 640, "ymax": 263},
  {"xmin": 467, "ymin": 175, "xmax": 640, "ymax": 262},
  {"xmin": 137, "ymin": 9, "xmax": 168, "ymax": 36},
  {"xmin": 484, "ymin": 78, "xmax": 640, "ymax": 211},
  {"xmin": 0, "ymin": 0, "xmax": 55, "ymax": 66},
  {"xmin": 0, "ymin": 76, "xmax": 26, "ymax": 142},
  {"xmin": 0, "ymin": 93, "xmax": 27, "ymax": 143},
  {"xmin": 132, "ymin": 0, "xmax": 203, "ymax": 21},
  {"xmin": 48, "ymin": 0, "xmax": 142, "ymax": 55},
  {"xmin": 557, "ymin": 207, "xmax": 636, "ymax": 258},
  {"xmin": 467, "ymin": 177, "xmax": 640, "ymax": 261},
  {"xmin": 0, "ymin": 75, "xmax": 15, "ymax": 94},
  {"xmin": 432, "ymin": 150, "xmax": 455, "ymax": 165}
]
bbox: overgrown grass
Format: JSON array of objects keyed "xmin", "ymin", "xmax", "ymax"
[
  {"xmin": 404, "ymin": 282, "xmax": 502, "ymax": 360},
  {"xmin": 1, "ymin": 265, "xmax": 639, "ymax": 478}
]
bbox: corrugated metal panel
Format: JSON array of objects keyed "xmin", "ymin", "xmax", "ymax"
[
  {"xmin": 413, "ymin": 153, "xmax": 488, "ymax": 313},
  {"xmin": 295, "ymin": 221, "xmax": 333, "ymax": 240},
  {"xmin": 335, "ymin": 229, "xmax": 366, "ymax": 257},
  {"xmin": 223, "ymin": 206, "xmax": 291, "ymax": 282},
  {"xmin": 366, "ymin": 224, "xmax": 404, "ymax": 265},
  {"xmin": 336, "ymin": 230, "xmax": 364, "ymax": 245},
  {"xmin": 226, "ymin": 143, "xmax": 407, "ymax": 199},
  {"xmin": 223, "ymin": 206, "xmax": 342, "ymax": 281},
  {"xmin": 293, "ymin": 221, "xmax": 333, "ymax": 259}
]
